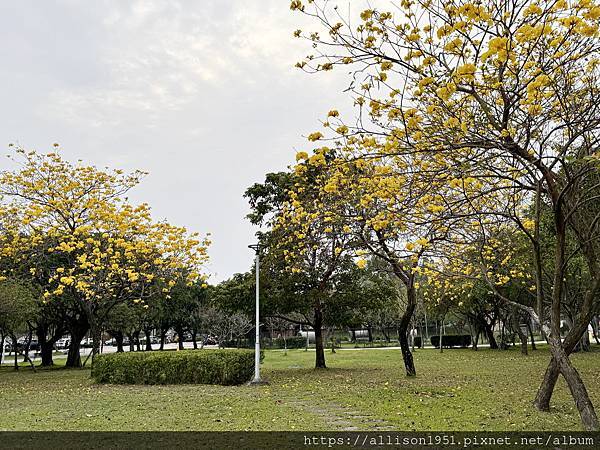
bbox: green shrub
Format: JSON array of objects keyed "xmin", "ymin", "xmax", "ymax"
[
  {"xmin": 413, "ymin": 336, "xmax": 423, "ymax": 348},
  {"xmin": 91, "ymin": 349, "xmax": 258, "ymax": 385}
]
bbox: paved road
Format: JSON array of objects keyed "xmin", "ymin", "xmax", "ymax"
[
  {"xmin": 0, "ymin": 342, "xmax": 220, "ymax": 365},
  {"xmin": 1, "ymin": 340, "xmax": 551, "ymax": 365},
  {"xmin": 336, "ymin": 340, "xmax": 549, "ymax": 351}
]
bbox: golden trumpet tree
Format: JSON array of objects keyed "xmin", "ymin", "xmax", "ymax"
[
  {"xmin": 270, "ymin": 159, "xmax": 355, "ymax": 369},
  {"xmin": 289, "ymin": 149, "xmax": 454, "ymax": 376},
  {"xmin": 291, "ymin": 0, "xmax": 600, "ymax": 429},
  {"xmin": 0, "ymin": 147, "xmax": 210, "ymax": 359}
]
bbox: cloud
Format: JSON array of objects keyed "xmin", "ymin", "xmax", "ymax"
[
  {"xmin": 37, "ymin": 0, "xmax": 319, "ymax": 130},
  {"xmin": 0, "ymin": 0, "xmax": 358, "ymax": 281}
]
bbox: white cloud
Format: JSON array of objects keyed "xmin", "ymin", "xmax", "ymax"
[{"xmin": 0, "ymin": 0, "xmax": 359, "ymax": 281}]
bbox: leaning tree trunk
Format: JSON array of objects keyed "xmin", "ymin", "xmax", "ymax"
[
  {"xmin": 533, "ymin": 212, "xmax": 600, "ymax": 431},
  {"xmin": 580, "ymin": 330, "xmax": 591, "ymax": 352},
  {"xmin": 512, "ymin": 313, "xmax": 528, "ymax": 355},
  {"xmin": 398, "ymin": 287, "xmax": 417, "ymax": 376},
  {"xmin": 533, "ymin": 301, "xmax": 599, "ymax": 428},
  {"xmin": 548, "ymin": 335, "xmax": 599, "ymax": 430},
  {"xmin": 533, "ymin": 318, "xmax": 591, "ymax": 411},
  {"xmin": 527, "ymin": 321, "xmax": 537, "ymax": 350},
  {"xmin": 313, "ymin": 306, "xmax": 326, "ymax": 369}
]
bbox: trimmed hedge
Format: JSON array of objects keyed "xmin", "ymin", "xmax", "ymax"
[
  {"xmin": 273, "ymin": 336, "xmax": 307, "ymax": 349},
  {"xmin": 91, "ymin": 349, "xmax": 257, "ymax": 385},
  {"xmin": 413, "ymin": 336, "xmax": 423, "ymax": 348},
  {"xmin": 430, "ymin": 335, "xmax": 471, "ymax": 348}
]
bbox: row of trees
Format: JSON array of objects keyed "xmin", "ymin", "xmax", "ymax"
[
  {"xmin": 0, "ymin": 147, "xmax": 210, "ymax": 366},
  {"xmin": 275, "ymin": 0, "xmax": 600, "ymax": 430}
]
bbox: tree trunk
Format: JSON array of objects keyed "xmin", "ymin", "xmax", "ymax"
[
  {"xmin": 90, "ymin": 321, "xmax": 102, "ymax": 363},
  {"xmin": 535, "ymin": 209, "xmax": 600, "ymax": 430},
  {"xmin": 66, "ymin": 315, "xmax": 88, "ymax": 368},
  {"xmin": 512, "ymin": 313, "xmax": 528, "ymax": 356},
  {"xmin": 115, "ymin": 332, "xmax": 124, "ymax": 352},
  {"xmin": 580, "ymin": 330, "xmax": 591, "ymax": 352},
  {"xmin": 484, "ymin": 323, "xmax": 498, "ymax": 349},
  {"xmin": 36, "ymin": 323, "xmax": 63, "ymax": 367},
  {"xmin": 382, "ymin": 327, "xmax": 390, "ymax": 343},
  {"xmin": 40, "ymin": 341, "xmax": 54, "ymax": 366},
  {"xmin": 548, "ymin": 336, "xmax": 599, "ymax": 430},
  {"xmin": 176, "ymin": 327, "xmax": 185, "ymax": 350},
  {"xmin": 534, "ymin": 358, "xmax": 560, "ymax": 411},
  {"xmin": 591, "ymin": 318, "xmax": 599, "ymax": 345},
  {"xmin": 192, "ymin": 330, "xmax": 198, "ymax": 350},
  {"xmin": 439, "ymin": 315, "xmax": 445, "ymax": 353},
  {"xmin": 472, "ymin": 329, "xmax": 479, "ymax": 351},
  {"xmin": 144, "ymin": 328, "xmax": 153, "ymax": 351},
  {"xmin": 314, "ymin": 307, "xmax": 326, "ymax": 369},
  {"xmin": 534, "ymin": 311, "xmax": 596, "ymax": 411},
  {"xmin": 398, "ymin": 288, "xmax": 416, "ymax": 376},
  {"xmin": 22, "ymin": 336, "xmax": 36, "ymax": 372},
  {"xmin": 127, "ymin": 334, "xmax": 135, "ymax": 352},
  {"xmin": 66, "ymin": 336, "xmax": 83, "ymax": 368},
  {"xmin": 160, "ymin": 329, "xmax": 166, "ymax": 350},
  {"xmin": 79, "ymin": 303, "xmax": 102, "ymax": 365},
  {"xmin": 330, "ymin": 328, "xmax": 336, "ymax": 354},
  {"xmin": 135, "ymin": 331, "xmax": 141, "ymax": 352},
  {"xmin": 22, "ymin": 329, "xmax": 33, "ymax": 363},
  {"xmin": 367, "ymin": 325, "xmax": 373, "ymax": 343},
  {"xmin": 10, "ymin": 334, "xmax": 18, "ymax": 371},
  {"xmin": 527, "ymin": 321, "xmax": 537, "ymax": 350}
]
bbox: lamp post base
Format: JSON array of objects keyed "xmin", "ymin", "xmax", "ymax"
[{"xmin": 248, "ymin": 378, "xmax": 269, "ymax": 386}]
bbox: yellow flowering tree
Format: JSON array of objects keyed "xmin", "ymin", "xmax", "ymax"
[
  {"xmin": 291, "ymin": 0, "xmax": 600, "ymax": 429},
  {"xmin": 291, "ymin": 148, "xmax": 459, "ymax": 375},
  {"xmin": 263, "ymin": 163, "xmax": 356, "ymax": 369},
  {"xmin": 0, "ymin": 147, "xmax": 210, "ymax": 359}
]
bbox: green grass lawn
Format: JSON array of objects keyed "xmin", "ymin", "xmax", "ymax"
[{"xmin": 0, "ymin": 346, "xmax": 598, "ymax": 431}]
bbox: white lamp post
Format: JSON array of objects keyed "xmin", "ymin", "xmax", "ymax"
[{"xmin": 248, "ymin": 243, "xmax": 265, "ymax": 384}]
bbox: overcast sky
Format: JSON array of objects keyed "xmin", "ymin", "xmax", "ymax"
[{"xmin": 0, "ymin": 0, "xmax": 364, "ymax": 282}]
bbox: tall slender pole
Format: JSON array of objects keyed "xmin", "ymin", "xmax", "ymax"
[
  {"xmin": 253, "ymin": 250, "xmax": 261, "ymax": 383},
  {"xmin": 424, "ymin": 306, "xmax": 429, "ymax": 343}
]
